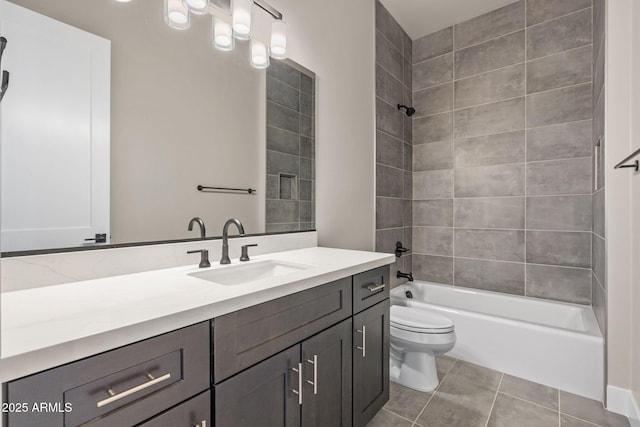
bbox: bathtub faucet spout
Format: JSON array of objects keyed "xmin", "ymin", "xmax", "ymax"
[{"xmin": 397, "ymin": 271, "xmax": 414, "ymax": 282}]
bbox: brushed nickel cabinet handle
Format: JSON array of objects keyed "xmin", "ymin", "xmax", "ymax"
[
  {"xmin": 366, "ymin": 283, "xmax": 385, "ymax": 292},
  {"xmin": 306, "ymin": 355, "xmax": 318, "ymax": 395},
  {"xmin": 289, "ymin": 362, "xmax": 303, "ymax": 405},
  {"xmin": 196, "ymin": 421, "xmax": 207, "ymax": 427},
  {"xmin": 96, "ymin": 373, "xmax": 171, "ymax": 408},
  {"xmin": 356, "ymin": 326, "xmax": 366, "ymax": 357}
]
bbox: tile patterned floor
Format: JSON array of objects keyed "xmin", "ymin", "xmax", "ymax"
[{"xmin": 368, "ymin": 356, "xmax": 631, "ymax": 427}]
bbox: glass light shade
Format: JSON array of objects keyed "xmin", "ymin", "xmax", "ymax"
[
  {"xmin": 232, "ymin": 0, "xmax": 252, "ymax": 40},
  {"xmin": 250, "ymin": 39, "xmax": 270, "ymax": 69},
  {"xmin": 270, "ymin": 20, "xmax": 287, "ymax": 59},
  {"xmin": 213, "ymin": 17, "xmax": 234, "ymax": 51},
  {"xmin": 165, "ymin": 0, "xmax": 190, "ymax": 30},
  {"xmin": 114, "ymin": 0, "xmax": 133, "ymax": 2},
  {"xmin": 184, "ymin": 0, "xmax": 209, "ymax": 15}
]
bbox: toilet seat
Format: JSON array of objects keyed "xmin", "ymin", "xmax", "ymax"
[{"xmin": 390, "ymin": 305, "xmax": 454, "ymax": 334}]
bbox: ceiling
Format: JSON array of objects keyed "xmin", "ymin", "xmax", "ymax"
[{"xmin": 378, "ymin": 0, "xmax": 518, "ymax": 40}]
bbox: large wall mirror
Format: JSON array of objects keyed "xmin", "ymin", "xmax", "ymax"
[{"xmin": 0, "ymin": 0, "xmax": 316, "ymax": 254}]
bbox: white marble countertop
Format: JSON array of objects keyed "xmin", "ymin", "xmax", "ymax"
[{"xmin": 0, "ymin": 247, "xmax": 394, "ymax": 383}]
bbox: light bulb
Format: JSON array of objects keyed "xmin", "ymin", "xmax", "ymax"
[
  {"xmin": 165, "ymin": 0, "xmax": 190, "ymax": 30},
  {"xmin": 250, "ymin": 39, "xmax": 270, "ymax": 69},
  {"xmin": 184, "ymin": 0, "xmax": 209, "ymax": 15},
  {"xmin": 232, "ymin": 0, "xmax": 252, "ymax": 40},
  {"xmin": 270, "ymin": 20, "xmax": 287, "ymax": 59},
  {"xmin": 213, "ymin": 17, "xmax": 234, "ymax": 51}
]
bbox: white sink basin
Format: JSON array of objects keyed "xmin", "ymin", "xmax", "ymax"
[{"xmin": 188, "ymin": 260, "xmax": 314, "ymax": 285}]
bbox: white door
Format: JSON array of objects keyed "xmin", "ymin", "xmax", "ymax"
[{"xmin": 0, "ymin": 1, "xmax": 110, "ymax": 252}]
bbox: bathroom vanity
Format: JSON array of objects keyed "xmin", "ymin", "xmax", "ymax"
[{"xmin": 1, "ymin": 247, "xmax": 392, "ymax": 426}]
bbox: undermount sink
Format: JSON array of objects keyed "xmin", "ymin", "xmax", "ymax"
[{"xmin": 188, "ymin": 260, "xmax": 314, "ymax": 285}]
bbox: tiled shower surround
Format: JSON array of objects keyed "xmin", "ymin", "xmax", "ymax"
[
  {"xmin": 376, "ymin": 0, "xmax": 598, "ymax": 306},
  {"xmin": 409, "ymin": 0, "xmax": 594, "ymax": 304},
  {"xmin": 265, "ymin": 61, "xmax": 316, "ymax": 232}
]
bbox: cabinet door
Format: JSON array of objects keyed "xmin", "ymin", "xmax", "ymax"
[
  {"xmin": 301, "ymin": 319, "xmax": 352, "ymax": 427},
  {"xmin": 137, "ymin": 391, "xmax": 210, "ymax": 427},
  {"xmin": 215, "ymin": 345, "xmax": 301, "ymax": 427},
  {"xmin": 352, "ymin": 299, "xmax": 390, "ymax": 427}
]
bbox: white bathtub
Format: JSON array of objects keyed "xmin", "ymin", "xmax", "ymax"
[{"xmin": 391, "ymin": 281, "xmax": 604, "ymax": 400}]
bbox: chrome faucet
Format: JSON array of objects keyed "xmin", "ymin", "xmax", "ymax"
[
  {"xmin": 220, "ymin": 218, "xmax": 245, "ymax": 264},
  {"xmin": 188, "ymin": 217, "xmax": 206, "ymax": 239}
]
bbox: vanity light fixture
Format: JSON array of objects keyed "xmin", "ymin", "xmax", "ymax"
[
  {"xmin": 250, "ymin": 39, "xmax": 269, "ymax": 69},
  {"xmin": 270, "ymin": 20, "xmax": 287, "ymax": 60},
  {"xmin": 184, "ymin": 0, "xmax": 210, "ymax": 15},
  {"xmin": 232, "ymin": 0, "xmax": 253, "ymax": 40},
  {"xmin": 213, "ymin": 16, "xmax": 234, "ymax": 51},
  {"xmin": 164, "ymin": 0, "xmax": 191, "ymax": 30}
]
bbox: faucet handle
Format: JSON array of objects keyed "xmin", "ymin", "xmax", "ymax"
[
  {"xmin": 187, "ymin": 249, "xmax": 211, "ymax": 268},
  {"xmin": 240, "ymin": 244, "xmax": 258, "ymax": 262}
]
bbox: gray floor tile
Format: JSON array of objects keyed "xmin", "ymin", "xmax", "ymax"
[
  {"xmin": 560, "ymin": 391, "xmax": 631, "ymax": 427},
  {"xmin": 441, "ymin": 361, "xmax": 502, "ymax": 392},
  {"xmin": 367, "ymin": 408, "xmax": 414, "ymax": 427},
  {"xmin": 499, "ymin": 374, "xmax": 559, "ymax": 410},
  {"xmin": 436, "ymin": 356, "xmax": 457, "ymax": 379},
  {"xmin": 561, "ymin": 414, "xmax": 602, "ymax": 427},
  {"xmin": 417, "ymin": 383, "xmax": 495, "ymax": 427},
  {"xmin": 487, "ymin": 394, "xmax": 558, "ymax": 427},
  {"xmin": 384, "ymin": 382, "xmax": 432, "ymax": 422}
]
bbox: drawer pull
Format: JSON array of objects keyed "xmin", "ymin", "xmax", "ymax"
[
  {"xmin": 366, "ymin": 283, "xmax": 385, "ymax": 293},
  {"xmin": 289, "ymin": 363, "xmax": 303, "ymax": 405},
  {"xmin": 96, "ymin": 372, "xmax": 171, "ymax": 408},
  {"xmin": 196, "ymin": 421, "xmax": 207, "ymax": 427},
  {"xmin": 305, "ymin": 354, "xmax": 318, "ymax": 395},
  {"xmin": 356, "ymin": 326, "xmax": 366, "ymax": 357}
]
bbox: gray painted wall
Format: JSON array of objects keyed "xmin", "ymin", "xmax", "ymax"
[
  {"xmin": 374, "ymin": 1, "xmax": 413, "ymax": 287},
  {"xmin": 396, "ymin": 0, "xmax": 595, "ymax": 304}
]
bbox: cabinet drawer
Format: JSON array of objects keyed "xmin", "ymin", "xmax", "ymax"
[
  {"xmin": 138, "ymin": 390, "xmax": 210, "ymax": 427},
  {"xmin": 5, "ymin": 322, "xmax": 209, "ymax": 427},
  {"xmin": 213, "ymin": 277, "xmax": 352, "ymax": 383},
  {"xmin": 352, "ymin": 266, "xmax": 390, "ymax": 314}
]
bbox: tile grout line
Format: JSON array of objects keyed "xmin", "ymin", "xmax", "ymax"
[
  {"xmin": 484, "ymin": 373, "xmax": 504, "ymax": 427},
  {"xmin": 411, "ymin": 358, "xmax": 459, "ymax": 426}
]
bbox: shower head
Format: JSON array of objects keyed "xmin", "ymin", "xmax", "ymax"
[{"xmin": 397, "ymin": 104, "xmax": 416, "ymax": 117}]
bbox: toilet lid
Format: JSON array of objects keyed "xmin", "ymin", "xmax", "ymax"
[{"xmin": 390, "ymin": 305, "xmax": 454, "ymax": 333}]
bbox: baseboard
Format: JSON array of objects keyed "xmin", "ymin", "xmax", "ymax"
[{"xmin": 607, "ymin": 385, "xmax": 640, "ymax": 426}]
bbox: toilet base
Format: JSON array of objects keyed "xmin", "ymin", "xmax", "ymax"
[{"xmin": 390, "ymin": 350, "xmax": 439, "ymax": 392}]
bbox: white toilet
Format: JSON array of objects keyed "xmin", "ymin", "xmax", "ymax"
[{"xmin": 389, "ymin": 305, "xmax": 456, "ymax": 392}]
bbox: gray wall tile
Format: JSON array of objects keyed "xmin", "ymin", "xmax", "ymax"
[
  {"xmin": 413, "ymin": 140, "xmax": 453, "ymax": 171},
  {"xmin": 455, "ymin": 164, "xmax": 525, "ymax": 197},
  {"xmin": 413, "ymin": 52, "xmax": 453, "ymax": 91},
  {"xmin": 592, "ymin": 234, "xmax": 606, "ymax": 288},
  {"xmin": 267, "ymin": 60, "xmax": 300, "ymax": 88},
  {"xmin": 413, "ymin": 254, "xmax": 453, "ymax": 284},
  {"xmin": 300, "ymin": 136, "xmax": 313, "ymax": 159},
  {"xmin": 300, "ymin": 114, "xmax": 312, "ymax": 138},
  {"xmin": 454, "ymin": 0, "xmax": 525, "ymax": 50},
  {"xmin": 267, "ymin": 126, "xmax": 299, "ymax": 156},
  {"xmin": 403, "ymin": 32, "xmax": 412, "ymax": 62},
  {"xmin": 455, "ymin": 258, "xmax": 525, "ymax": 295},
  {"xmin": 593, "ymin": 189, "xmax": 605, "ymax": 238},
  {"xmin": 592, "ymin": 275, "xmax": 606, "ymax": 334},
  {"xmin": 527, "ymin": 83, "xmax": 592, "ymax": 128},
  {"xmin": 455, "ymin": 131, "xmax": 525, "ymax": 167},
  {"xmin": 377, "ymin": 97, "xmax": 404, "ymax": 139},
  {"xmin": 526, "ymin": 264, "xmax": 591, "ymax": 304},
  {"xmin": 376, "ymin": 197, "xmax": 404, "ymax": 229},
  {"xmin": 377, "ymin": 31, "xmax": 403, "ymax": 81},
  {"xmin": 267, "ymin": 101, "xmax": 299, "ymax": 133},
  {"xmin": 526, "ymin": 195, "xmax": 592, "ymax": 231},
  {"xmin": 404, "ymin": 171, "xmax": 413, "ymax": 199},
  {"xmin": 593, "ymin": 40, "xmax": 605, "ymax": 103},
  {"xmin": 527, "ymin": 45, "xmax": 592, "ymax": 94},
  {"xmin": 526, "ymin": 157, "xmax": 592, "ymax": 195},
  {"xmin": 377, "ymin": 131, "xmax": 404, "ymax": 169},
  {"xmin": 455, "ymin": 97, "xmax": 525, "ymax": 139},
  {"xmin": 455, "ymin": 197, "xmax": 525, "ymax": 229},
  {"xmin": 376, "ymin": 1, "xmax": 404, "ymax": 49},
  {"xmin": 526, "ymin": 8, "xmax": 592, "ymax": 60},
  {"xmin": 299, "ymin": 179, "xmax": 312, "ymax": 201},
  {"xmin": 267, "ymin": 76, "xmax": 300, "ymax": 111},
  {"xmin": 377, "ymin": 164, "xmax": 404, "ymax": 197},
  {"xmin": 300, "ymin": 92, "xmax": 313, "ymax": 117},
  {"xmin": 403, "ymin": 143, "xmax": 413, "ymax": 171},
  {"xmin": 414, "ymin": 112, "xmax": 453, "ymax": 143},
  {"xmin": 526, "ymin": 231, "xmax": 591, "ymax": 268},
  {"xmin": 593, "ymin": 0, "xmax": 605, "ymax": 61},
  {"xmin": 527, "ymin": 121, "xmax": 592, "ymax": 161},
  {"xmin": 455, "ymin": 31, "xmax": 525, "ymax": 79},
  {"xmin": 455, "ymin": 229, "xmax": 525, "ymax": 262},
  {"xmin": 267, "ymin": 150, "xmax": 299, "ymax": 175},
  {"xmin": 413, "ymin": 27, "xmax": 453, "ymax": 63},
  {"xmin": 376, "ymin": 64, "xmax": 403, "ymax": 106},
  {"xmin": 266, "ymin": 223, "xmax": 299, "ymax": 233},
  {"xmin": 403, "ymin": 57, "xmax": 412, "ymax": 89},
  {"xmin": 300, "ymin": 73, "xmax": 313, "ymax": 95},
  {"xmin": 300, "ymin": 201, "xmax": 312, "ymax": 222},
  {"xmin": 266, "ymin": 199, "xmax": 299, "ymax": 223},
  {"xmin": 403, "ymin": 199, "xmax": 412, "ymax": 227},
  {"xmin": 414, "ymin": 83, "xmax": 453, "ymax": 117},
  {"xmin": 266, "ymin": 174, "xmax": 279, "ymax": 199},
  {"xmin": 526, "ymin": 0, "xmax": 592, "ymax": 27},
  {"xmin": 376, "ymin": 228, "xmax": 404, "ymax": 253},
  {"xmin": 414, "ymin": 170, "xmax": 454, "ymax": 199},
  {"xmin": 455, "ymin": 64, "xmax": 524, "ymax": 109},
  {"xmin": 413, "ymin": 227, "xmax": 453, "ymax": 256},
  {"xmin": 413, "ymin": 200, "xmax": 453, "ymax": 227}
]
